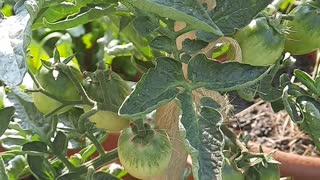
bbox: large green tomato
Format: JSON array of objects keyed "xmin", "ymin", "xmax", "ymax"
[
  {"xmin": 233, "ymin": 17, "xmax": 286, "ymax": 66},
  {"xmin": 83, "ymin": 105, "xmax": 129, "ymax": 133},
  {"xmin": 118, "ymin": 127, "xmax": 172, "ymax": 179},
  {"xmin": 32, "ymin": 64, "xmax": 82, "ymax": 115},
  {"xmin": 284, "ymin": 3, "xmax": 320, "ymax": 55}
]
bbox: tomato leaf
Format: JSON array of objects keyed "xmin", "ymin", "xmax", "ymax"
[
  {"xmin": 22, "ymin": 141, "xmax": 49, "ymax": 154},
  {"xmin": 52, "ymin": 131, "xmax": 68, "ymax": 156},
  {"xmin": 281, "ymin": 89, "xmax": 303, "ymax": 123},
  {"xmin": 294, "ymin": 69, "xmax": 320, "ymax": 96},
  {"xmin": 43, "ymin": 5, "xmax": 116, "ymax": 31},
  {"xmin": 0, "ymin": 106, "xmax": 15, "ymax": 137},
  {"xmin": 119, "ymin": 57, "xmax": 184, "ymax": 118},
  {"xmin": 94, "ymin": 172, "xmax": 119, "ymax": 180},
  {"xmin": 296, "ymin": 96, "xmax": 320, "ymax": 151},
  {"xmin": 0, "ymin": 0, "xmax": 40, "ymax": 86},
  {"xmin": 150, "ymin": 36, "xmax": 174, "ymax": 53},
  {"xmin": 182, "ymin": 39, "xmax": 208, "ymax": 55},
  {"xmin": 122, "ymin": 0, "xmax": 223, "ymax": 36},
  {"xmin": 188, "ymin": 54, "xmax": 270, "ymax": 91},
  {"xmin": 212, "ymin": 0, "xmax": 271, "ymax": 34},
  {"xmin": 197, "ymin": 0, "xmax": 272, "ymax": 40},
  {"xmin": 56, "ymin": 172, "xmax": 82, "ymax": 180},
  {"xmin": 178, "ymin": 92, "xmax": 224, "ymax": 180},
  {"xmin": 27, "ymin": 155, "xmax": 56, "ymax": 180},
  {"xmin": 258, "ymin": 62, "xmax": 282, "ymax": 102},
  {"xmin": 0, "ymin": 156, "xmax": 9, "ymax": 180},
  {"xmin": 198, "ymin": 103, "xmax": 224, "ymax": 180},
  {"xmin": 132, "ymin": 16, "xmax": 159, "ymax": 37},
  {"xmin": 6, "ymin": 87, "xmax": 58, "ymax": 142}
]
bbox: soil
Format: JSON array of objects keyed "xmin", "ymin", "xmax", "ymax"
[{"xmin": 228, "ymin": 99, "xmax": 320, "ymax": 157}]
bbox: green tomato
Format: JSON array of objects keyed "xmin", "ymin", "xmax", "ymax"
[
  {"xmin": 234, "ymin": 17, "xmax": 286, "ymax": 66},
  {"xmin": 32, "ymin": 63, "xmax": 82, "ymax": 115},
  {"xmin": 284, "ymin": 3, "xmax": 320, "ymax": 55},
  {"xmin": 222, "ymin": 159, "xmax": 245, "ymax": 180},
  {"xmin": 118, "ymin": 127, "xmax": 172, "ymax": 179},
  {"xmin": 83, "ymin": 105, "xmax": 129, "ymax": 132}
]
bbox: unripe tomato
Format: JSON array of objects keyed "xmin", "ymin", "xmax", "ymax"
[
  {"xmin": 284, "ymin": 3, "xmax": 320, "ymax": 55},
  {"xmin": 233, "ymin": 17, "xmax": 286, "ymax": 66},
  {"xmin": 83, "ymin": 105, "xmax": 129, "ymax": 133},
  {"xmin": 32, "ymin": 63, "xmax": 82, "ymax": 115},
  {"xmin": 118, "ymin": 127, "xmax": 172, "ymax": 179}
]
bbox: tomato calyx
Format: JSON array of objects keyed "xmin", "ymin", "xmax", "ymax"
[{"xmin": 129, "ymin": 122, "xmax": 156, "ymax": 145}]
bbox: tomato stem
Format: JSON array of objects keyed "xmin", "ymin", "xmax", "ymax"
[
  {"xmin": 78, "ymin": 105, "xmax": 98, "ymax": 133},
  {"xmin": 84, "ymin": 149, "xmax": 118, "ymax": 169},
  {"xmin": 86, "ymin": 132, "xmax": 106, "ymax": 156},
  {"xmin": 221, "ymin": 125, "xmax": 248, "ymax": 153},
  {"xmin": 48, "ymin": 143, "xmax": 78, "ymax": 172}
]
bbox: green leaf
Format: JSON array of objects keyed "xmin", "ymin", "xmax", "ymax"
[
  {"xmin": 237, "ymin": 84, "xmax": 258, "ymax": 102},
  {"xmin": 296, "ymin": 96, "xmax": 320, "ymax": 151},
  {"xmin": 258, "ymin": 61, "xmax": 282, "ymax": 102},
  {"xmin": 282, "ymin": 89, "xmax": 303, "ymax": 123},
  {"xmin": 33, "ymin": 1, "xmax": 83, "ymax": 30},
  {"xmin": 121, "ymin": 18, "xmax": 154, "ymax": 59},
  {"xmin": 182, "ymin": 39, "xmax": 208, "ymax": 55},
  {"xmin": 177, "ymin": 92, "xmax": 224, "ymax": 180},
  {"xmin": 294, "ymin": 69, "xmax": 319, "ymax": 96},
  {"xmin": 0, "ymin": 156, "xmax": 9, "ymax": 180},
  {"xmin": 43, "ymin": 5, "xmax": 116, "ymax": 31},
  {"xmin": 6, "ymin": 87, "xmax": 58, "ymax": 142},
  {"xmin": 178, "ymin": 92, "xmax": 200, "ymax": 149},
  {"xmin": 177, "ymin": 92, "xmax": 200, "ymax": 180},
  {"xmin": 122, "ymin": 0, "xmax": 223, "ymax": 36},
  {"xmin": 132, "ymin": 16, "xmax": 159, "ymax": 37},
  {"xmin": 119, "ymin": 57, "xmax": 184, "ymax": 118},
  {"xmin": 150, "ymin": 36, "xmax": 174, "ymax": 53},
  {"xmin": 27, "ymin": 155, "xmax": 56, "ymax": 180},
  {"xmin": 258, "ymin": 74, "xmax": 282, "ymax": 102},
  {"xmin": 0, "ymin": 107, "xmax": 15, "ymax": 137},
  {"xmin": 0, "ymin": 0, "xmax": 40, "ymax": 86},
  {"xmin": 52, "ymin": 131, "xmax": 68, "ymax": 156},
  {"xmin": 93, "ymin": 172, "xmax": 119, "ymax": 180},
  {"xmin": 56, "ymin": 172, "xmax": 83, "ymax": 180},
  {"xmin": 198, "ymin": 104, "xmax": 224, "ymax": 180},
  {"xmin": 210, "ymin": 0, "xmax": 272, "ymax": 34},
  {"xmin": 188, "ymin": 54, "xmax": 269, "ymax": 91},
  {"xmin": 6, "ymin": 155, "xmax": 27, "ymax": 180},
  {"xmin": 22, "ymin": 141, "xmax": 48, "ymax": 154}
]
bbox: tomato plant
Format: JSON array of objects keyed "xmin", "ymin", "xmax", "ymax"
[{"xmin": 0, "ymin": 0, "xmax": 320, "ymax": 179}]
